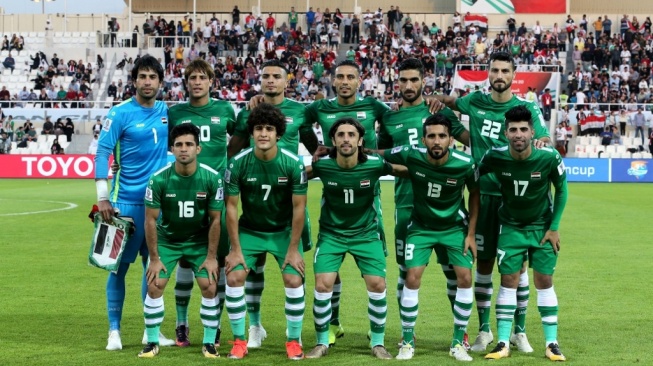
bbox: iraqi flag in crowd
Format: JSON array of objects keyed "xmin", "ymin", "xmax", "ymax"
[
  {"xmin": 628, "ymin": 21, "xmax": 646, "ymax": 34},
  {"xmin": 464, "ymin": 14, "xmax": 488, "ymax": 28}
]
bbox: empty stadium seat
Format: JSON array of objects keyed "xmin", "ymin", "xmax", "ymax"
[
  {"xmin": 574, "ymin": 145, "xmax": 585, "ymax": 154},
  {"xmin": 589, "ymin": 136, "xmax": 601, "ymax": 145},
  {"xmin": 616, "ymin": 145, "xmax": 627, "ymax": 154},
  {"xmin": 579, "ymin": 136, "xmax": 589, "ymax": 145},
  {"xmin": 585, "ymin": 145, "xmax": 595, "ymax": 154},
  {"xmin": 605, "ymin": 145, "xmax": 617, "ymax": 154},
  {"xmin": 632, "ymin": 152, "xmax": 643, "ymax": 159},
  {"xmin": 642, "ymin": 152, "xmax": 653, "ymax": 159},
  {"xmin": 588, "ymin": 152, "xmax": 599, "ymax": 158},
  {"xmin": 622, "ymin": 137, "xmax": 633, "ymax": 146},
  {"xmin": 595, "ymin": 145, "xmax": 605, "ymax": 153},
  {"xmin": 620, "ymin": 152, "xmax": 632, "ymax": 159},
  {"xmin": 576, "ymin": 152, "xmax": 589, "ymax": 158}
]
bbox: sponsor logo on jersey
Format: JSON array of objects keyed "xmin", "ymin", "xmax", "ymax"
[
  {"xmin": 136, "ymin": 123, "xmax": 145, "ymax": 128},
  {"xmin": 211, "ymin": 117, "xmax": 220, "ymax": 124},
  {"xmin": 502, "ymin": 172, "xmax": 511, "ymax": 176},
  {"xmin": 416, "ymin": 172, "xmax": 426, "ymax": 177},
  {"xmin": 247, "ymin": 177, "xmax": 257, "ymax": 182},
  {"xmin": 395, "ymin": 124, "xmax": 403, "ymax": 129},
  {"xmin": 278, "ymin": 176, "xmax": 288, "ymax": 184},
  {"xmin": 285, "ymin": 117, "xmax": 294, "ymax": 124},
  {"xmin": 165, "ymin": 193, "xmax": 176, "ymax": 197},
  {"xmin": 181, "ymin": 120, "xmax": 192, "ymax": 124},
  {"xmin": 357, "ymin": 111, "xmax": 367, "ymax": 120},
  {"xmin": 144, "ymin": 187, "xmax": 153, "ymax": 201},
  {"xmin": 531, "ymin": 172, "xmax": 541, "ymax": 179},
  {"xmin": 161, "ymin": 117, "xmax": 168, "ymax": 124},
  {"xmin": 196, "ymin": 192, "xmax": 207, "ymax": 200},
  {"xmin": 102, "ymin": 118, "xmax": 112, "ymax": 131},
  {"xmin": 216, "ymin": 187, "xmax": 224, "ymax": 200},
  {"xmin": 446, "ymin": 178, "xmax": 457, "ymax": 186},
  {"xmin": 327, "ymin": 181, "xmax": 338, "ymax": 186},
  {"xmin": 360, "ymin": 179, "xmax": 370, "ymax": 188},
  {"xmin": 477, "ymin": 110, "xmax": 486, "ymax": 115},
  {"xmin": 327, "ymin": 114, "xmax": 337, "ymax": 119}
]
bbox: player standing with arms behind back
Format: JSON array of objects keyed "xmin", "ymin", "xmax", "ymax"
[
  {"xmin": 139, "ymin": 124, "xmax": 224, "ymax": 359},
  {"xmin": 478, "ymin": 106, "xmax": 568, "ymax": 362},
  {"xmin": 167, "ymin": 59, "xmax": 236, "ymax": 348},
  {"xmin": 433, "ymin": 51, "xmax": 550, "ymax": 353},
  {"xmin": 94, "ymin": 54, "xmax": 175, "ymax": 351}
]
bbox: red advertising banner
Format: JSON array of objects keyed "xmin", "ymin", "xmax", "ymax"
[
  {"xmin": 0, "ymin": 154, "xmax": 114, "ymax": 179},
  {"xmin": 452, "ymin": 70, "xmax": 560, "ymax": 98},
  {"xmin": 461, "ymin": 0, "xmax": 566, "ymax": 14}
]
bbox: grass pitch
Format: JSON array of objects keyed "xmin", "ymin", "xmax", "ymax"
[{"xmin": 0, "ymin": 180, "xmax": 649, "ymax": 365}]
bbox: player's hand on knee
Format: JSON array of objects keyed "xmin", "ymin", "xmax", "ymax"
[
  {"xmin": 146, "ymin": 258, "xmax": 167, "ymax": 287},
  {"xmin": 97, "ymin": 200, "xmax": 115, "ymax": 223},
  {"xmin": 282, "ymin": 249, "xmax": 305, "ymax": 277},
  {"xmin": 540, "ymin": 230, "xmax": 560, "ymax": 254},
  {"xmin": 225, "ymin": 250, "xmax": 247, "ymax": 274},
  {"xmin": 199, "ymin": 258, "xmax": 219, "ymax": 284}
]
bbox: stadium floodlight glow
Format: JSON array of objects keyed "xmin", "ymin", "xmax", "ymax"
[{"xmin": 32, "ymin": 0, "xmax": 55, "ymax": 14}]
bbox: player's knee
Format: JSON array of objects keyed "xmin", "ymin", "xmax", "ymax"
[
  {"xmin": 226, "ymin": 271, "xmax": 247, "ymax": 287},
  {"xmin": 500, "ymin": 273, "xmax": 520, "ymax": 288},
  {"xmin": 476, "ymin": 258, "xmax": 495, "ymax": 274},
  {"xmin": 283, "ymin": 275, "xmax": 303, "ymax": 288},
  {"xmin": 365, "ymin": 278, "xmax": 386, "ymax": 293},
  {"xmin": 456, "ymin": 271, "xmax": 472, "ymax": 288},
  {"xmin": 533, "ymin": 273, "xmax": 553, "ymax": 289},
  {"xmin": 404, "ymin": 271, "xmax": 422, "ymax": 289},
  {"xmin": 314, "ymin": 276, "xmax": 334, "ymax": 293}
]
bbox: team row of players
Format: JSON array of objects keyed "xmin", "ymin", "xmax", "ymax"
[{"xmin": 94, "ymin": 53, "xmax": 567, "ymax": 362}]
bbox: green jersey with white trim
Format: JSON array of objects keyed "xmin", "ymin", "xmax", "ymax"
[
  {"xmin": 304, "ymin": 97, "xmax": 389, "ymax": 149},
  {"xmin": 233, "ymin": 98, "xmax": 307, "ymax": 153},
  {"xmin": 379, "ymin": 102, "xmax": 466, "ymax": 208},
  {"xmin": 168, "ymin": 99, "xmax": 236, "ymax": 172},
  {"xmin": 312, "ymin": 154, "xmax": 393, "ymax": 237},
  {"xmin": 455, "ymin": 91, "xmax": 550, "ymax": 195},
  {"xmin": 225, "ymin": 147, "xmax": 308, "ymax": 232},
  {"xmin": 478, "ymin": 146, "xmax": 567, "ymax": 230},
  {"xmin": 384, "ymin": 146, "xmax": 478, "ymax": 231},
  {"xmin": 145, "ymin": 163, "xmax": 224, "ymax": 243}
]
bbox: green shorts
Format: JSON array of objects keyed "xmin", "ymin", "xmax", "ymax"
[
  {"xmin": 157, "ymin": 240, "xmax": 212, "ymax": 279},
  {"xmin": 394, "ymin": 207, "xmax": 412, "ymax": 265},
  {"xmin": 405, "ymin": 221, "xmax": 474, "ymax": 270},
  {"xmin": 301, "ymin": 207, "xmax": 313, "ymax": 252},
  {"xmin": 235, "ymin": 227, "xmax": 303, "ymax": 276},
  {"xmin": 314, "ymin": 231, "xmax": 386, "ymax": 277},
  {"xmin": 497, "ymin": 225, "xmax": 557, "ymax": 276},
  {"xmin": 218, "ymin": 209, "xmax": 229, "ymax": 258},
  {"xmin": 475, "ymin": 195, "xmax": 502, "ymax": 261}
]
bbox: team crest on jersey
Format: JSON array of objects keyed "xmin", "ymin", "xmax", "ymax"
[
  {"xmin": 356, "ymin": 112, "xmax": 366, "ymax": 120},
  {"xmin": 196, "ymin": 192, "xmax": 207, "ymax": 200},
  {"xmin": 278, "ymin": 177, "xmax": 288, "ymax": 184},
  {"xmin": 285, "ymin": 117, "xmax": 294, "ymax": 124},
  {"xmin": 211, "ymin": 117, "xmax": 221, "ymax": 124},
  {"xmin": 161, "ymin": 117, "xmax": 168, "ymax": 124},
  {"xmin": 216, "ymin": 187, "xmax": 224, "ymax": 200},
  {"xmin": 360, "ymin": 179, "xmax": 371, "ymax": 188},
  {"xmin": 391, "ymin": 146, "xmax": 404, "ymax": 154},
  {"xmin": 446, "ymin": 178, "xmax": 458, "ymax": 186},
  {"xmin": 145, "ymin": 187, "xmax": 153, "ymax": 201},
  {"xmin": 531, "ymin": 172, "xmax": 541, "ymax": 179},
  {"xmin": 103, "ymin": 118, "xmax": 112, "ymax": 131}
]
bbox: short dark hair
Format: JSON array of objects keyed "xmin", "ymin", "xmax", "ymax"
[
  {"xmin": 247, "ymin": 102, "xmax": 287, "ymax": 136},
  {"xmin": 488, "ymin": 51, "xmax": 515, "ymax": 72},
  {"xmin": 422, "ymin": 113, "xmax": 452, "ymax": 136},
  {"xmin": 169, "ymin": 123, "xmax": 200, "ymax": 146},
  {"xmin": 184, "ymin": 59, "xmax": 215, "ymax": 82},
  {"xmin": 334, "ymin": 59, "xmax": 360, "ymax": 76},
  {"xmin": 132, "ymin": 54, "xmax": 164, "ymax": 82},
  {"xmin": 261, "ymin": 59, "xmax": 289, "ymax": 75},
  {"xmin": 328, "ymin": 117, "xmax": 367, "ymax": 163},
  {"xmin": 398, "ymin": 58, "xmax": 425, "ymax": 78},
  {"xmin": 504, "ymin": 105, "xmax": 533, "ymax": 127}
]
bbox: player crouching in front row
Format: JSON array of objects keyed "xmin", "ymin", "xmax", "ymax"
[{"xmin": 140, "ymin": 123, "xmax": 224, "ymax": 358}]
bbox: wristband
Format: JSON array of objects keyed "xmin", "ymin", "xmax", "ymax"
[{"xmin": 96, "ymin": 180, "xmax": 109, "ymax": 202}]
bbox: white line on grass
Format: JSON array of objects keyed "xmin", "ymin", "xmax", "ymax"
[{"xmin": 0, "ymin": 199, "xmax": 79, "ymax": 216}]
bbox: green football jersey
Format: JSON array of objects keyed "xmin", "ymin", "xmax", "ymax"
[
  {"xmin": 225, "ymin": 147, "xmax": 308, "ymax": 232},
  {"xmin": 312, "ymin": 154, "xmax": 393, "ymax": 237},
  {"xmin": 455, "ymin": 91, "xmax": 550, "ymax": 195},
  {"xmin": 168, "ymin": 99, "xmax": 236, "ymax": 172},
  {"xmin": 304, "ymin": 97, "xmax": 389, "ymax": 149},
  {"xmin": 384, "ymin": 146, "xmax": 478, "ymax": 231},
  {"xmin": 379, "ymin": 102, "xmax": 466, "ymax": 208},
  {"xmin": 233, "ymin": 98, "xmax": 307, "ymax": 153},
  {"xmin": 145, "ymin": 163, "xmax": 224, "ymax": 243},
  {"xmin": 478, "ymin": 146, "xmax": 567, "ymax": 230}
]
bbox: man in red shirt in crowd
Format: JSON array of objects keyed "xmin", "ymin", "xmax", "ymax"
[
  {"xmin": 266, "ymin": 13, "xmax": 276, "ymax": 30},
  {"xmin": 541, "ymin": 88, "xmax": 553, "ymax": 122}
]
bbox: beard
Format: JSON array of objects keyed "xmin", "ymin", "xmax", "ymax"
[
  {"xmin": 427, "ymin": 146, "xmax": 448, "ymax": 160},
  {"xmin": 490, "ymin": 79, "xmax": 512, "ymax": 93},
  {"xmin": 401, "ymin": 86, "xmax": 423, "ymax": 103}
]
